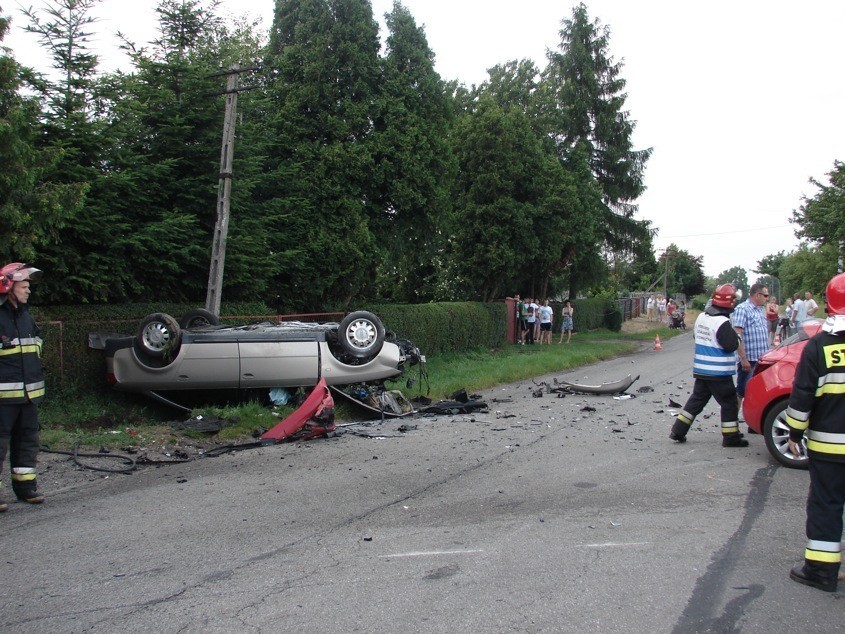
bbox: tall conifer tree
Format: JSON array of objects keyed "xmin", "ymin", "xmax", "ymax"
[
  {"xmin": 262, "ymin": 0, "xmax": 381, "ymax": 310},
  {"xmin": 373, "ymin": 2, "xmax": 453, "ymax": 302}
]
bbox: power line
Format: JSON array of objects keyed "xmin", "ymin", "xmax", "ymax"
[{"xmin": 661, "ymin": 224, "xmax": 792, "ymax": 239}]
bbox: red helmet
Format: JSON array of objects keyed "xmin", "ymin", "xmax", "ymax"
[
  {"xmin": 711, "ymin": 283, "xmax": 736, "ymax": 308},
  {"xmin": 0, "ymin": 263, "xmax": 43, "ymax": 294},
  {"xmin": 825, "ymin": 273, "xmax": 845, "ymax": 316}
]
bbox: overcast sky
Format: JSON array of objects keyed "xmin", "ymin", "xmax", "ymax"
[{"xmin": 4, "ymin": 0, "xmax": 844, "ymax": 282}]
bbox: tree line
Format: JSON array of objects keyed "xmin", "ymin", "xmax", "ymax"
[
  {"xmin": 1, "ymin": 0, "xmax": 662, "ymax": 310},
  {"xmin": 4, "ymin": 1, "xmax": 840, "ymax": 311}
]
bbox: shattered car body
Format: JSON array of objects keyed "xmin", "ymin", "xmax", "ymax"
[{"xmin": 90, "ymin": 310, "xmax": 424, "ymax": 410}]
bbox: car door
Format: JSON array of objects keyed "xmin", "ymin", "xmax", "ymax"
[{"xmin": 238, "ymin": 337, "xmax": 321, "ymax": 388}]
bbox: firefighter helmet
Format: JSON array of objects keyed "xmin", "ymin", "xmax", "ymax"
[
  {"xmin": 711, "ymin": 283, "xmax": 737, "ymax": 308},
  {"xmin": 0, "ymin": 263, "xmax": 43, "ymax": 294},
  {"xmin": 825, "ymin": 272, "xmax": 845, "ymax": 316}
]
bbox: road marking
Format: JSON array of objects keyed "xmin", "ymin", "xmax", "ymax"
[
  {"xmin": 380, "ymin": 549, "xmax": 484, "ymax": 558},
  {"xmin": 581, "ymin": 542, "xmax": 651, "ymax": 548}
]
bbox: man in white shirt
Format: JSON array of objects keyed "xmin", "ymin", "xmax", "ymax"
[
  {"xmin": 805, "ymin": 291, "xmax": 819, "ymax": 317},
  {"xmin": 790, "ymin": 294, "xmax": 806, "ymax": 333},
  {"xmin": 538, "ymin": 299, "xmax": 554, "ymax": 344}
]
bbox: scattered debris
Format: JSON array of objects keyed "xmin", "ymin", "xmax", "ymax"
[
  {"xmin": 637, "ymin": 385, "xmax": 654, "ymax": 393},
  {"xmin": 419, "ymin": 398, "xmax": 488, "ymax": 416},
  {"xmin": 170, "ymin": 414, "xmax": 227, "ymax": 434},
  {"xmin": 553, "ymin": 374, "xmax": 640, "ymax": 395}
]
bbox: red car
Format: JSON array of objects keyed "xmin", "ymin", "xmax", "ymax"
[{"xmin": 742, "ymin": 318, "xmax": 824, "ymax": 469}]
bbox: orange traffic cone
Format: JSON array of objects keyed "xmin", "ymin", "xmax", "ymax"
[{"xmin": 653, "ymin": 333, "xmax": 663, "ymax": 350}]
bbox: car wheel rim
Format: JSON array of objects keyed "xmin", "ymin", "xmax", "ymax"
[
  {"xmin": 346, "ymin": 319, "xmax": 376, "ymax": 350},
  {"xmin": 771, "ymin": 411, "xmax": 808, "ymax": 463},
  {"xmin": 142, "ymin": 322, "xmax": 172, "ymax": 352}
]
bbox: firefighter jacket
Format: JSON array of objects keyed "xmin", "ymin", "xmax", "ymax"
[
  {"xmin": 786, "ymin": 316, "xmax": 845, "ymax": 462},
  {"xmin": 692, "ymin": 308, "xmax": 739, "ymax": 380},
  {"xmin": 0, "ymin": 299, "xmax": 45, "ymax": 404}
]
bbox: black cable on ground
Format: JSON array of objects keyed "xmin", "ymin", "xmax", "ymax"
[
  {"xmin": 40, "ymin": 445, "xmax": 137, "ymax": 474},
  {"xmin": 41, "ymin": 440, "xmax": 267, "ymax": 473}
]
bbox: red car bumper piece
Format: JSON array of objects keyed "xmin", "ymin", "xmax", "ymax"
[{"xmin": 261, "ymin": 378, "xmax": 336, "ymax": 444}]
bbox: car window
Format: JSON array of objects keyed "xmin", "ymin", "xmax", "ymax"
[{"xmin": 778, "ymin": 326, "xmax": 812, "ymax": 348}]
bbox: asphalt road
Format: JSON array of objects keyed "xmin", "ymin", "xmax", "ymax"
[{"xmin": 2, "ymin": 333, "xmax": 842, "ymax": 632}]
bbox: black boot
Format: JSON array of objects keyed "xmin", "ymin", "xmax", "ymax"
[
  {"xmin": 722, "ymin": 433, "xmax": 749, "ymax": 447},
  {"xmin": 790, "ymin": 564, "xmax": 838, "ymax": 593},
  {"xmin": 669, "ymin": 419, "xmax": 689, "ymax": 443}
]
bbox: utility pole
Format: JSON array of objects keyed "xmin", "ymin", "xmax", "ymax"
[{"xmin": 205, "ymin": 65, "xmax": 259, "ymax": 316}]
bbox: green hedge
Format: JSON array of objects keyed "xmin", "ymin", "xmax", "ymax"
[
  {"xmin": 565, "ymin": 297, "xmax": 622, "ymax": 332},
  {"xmin": 368, "ymin": 302, "xmax": 507, "ymax": 355}
]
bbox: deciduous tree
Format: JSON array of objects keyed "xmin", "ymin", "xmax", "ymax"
[{"xmin": 791, "ymin": 160, "xmax": 845, "ymax": 271}]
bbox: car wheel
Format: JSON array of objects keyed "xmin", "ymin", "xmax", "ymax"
[
  {"xmin": 137, "ymin": 313, "xmax": 181, "ymax": 359},
  {"xmin": 180, "ymin": 308, "xmax": 220, "ymax": 329},
  {"xmin": 338, "ymin": 311, "xmax": 385, "ymax": 359},
  {"xmin": 762, "ymin": 400, "xmax": 809, "ymax": 470}
]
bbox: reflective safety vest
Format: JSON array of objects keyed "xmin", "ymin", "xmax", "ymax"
[
  {"xmin": 786, "ymin": 331, "xmax": 845, "ymax": 462},
  {"xmin": 692, "ymin": 312, "xmax": 736, "ymax": 378},
  {"xmin": 0, "ymin": 301, "xmax": 45, "ymax": 405}
]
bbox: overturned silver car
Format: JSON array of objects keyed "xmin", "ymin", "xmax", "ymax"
[{"xmin": 89, "ymin": 310, "xmax": 424, "ymax": 410}]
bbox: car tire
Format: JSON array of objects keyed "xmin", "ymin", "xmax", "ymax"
[
  {"xmin": 180, "ymin": 309, "xmax": 220, "ymax": 329},
  {"xmin": 762, "ymin": 400, "xmax": 809, "ymax": 470},
  {"xmin": 339, "ymin": 311, "xmax": 385, "ymax": 359},
  {"xmin": 137, "ymin": 313, "xmax": 181, "ymax": 359}
]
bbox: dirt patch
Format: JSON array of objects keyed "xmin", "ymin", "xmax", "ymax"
[{"xmin": 621, "ymin": 310, "xmax": 700, "ymax": 335}]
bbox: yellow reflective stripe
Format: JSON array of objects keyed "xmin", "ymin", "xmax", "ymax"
[
  {"xmin": 721, "ymin": 421, "xmax": 739, "ymax": 433},
  {"xmin": 0, "ymin": 390, "xmax": 27, "ymax": 399},
  {"xmin": 805, "ymin": 548, "xmax": 842, "ymax": 564},
  {"xmin": 11, "ymin": 473, "xmax": 36, "ymax": 482},
  {"xmin": 816, "ymin": 383, "xmax": 845, "ymax": 397},
  {"xmin": 26, "ymin": 387, "xmax": 45, "ymax": 399},
  {"xmin": 0, "ymin": 345, "xmax": 41, "ymax": 356},
  {"xmin": 786, "ymin": 415, "xmax": 809, "ymax": 431},
  {"xmin": 806, "ymin": 439, "xmax": 845, "ymax": 455}
]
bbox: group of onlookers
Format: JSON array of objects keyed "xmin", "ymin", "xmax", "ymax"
[
  {"xmin": 769, "ymin": 290, "xmax": 820, "ymax": 343},
  {"xmin": 646, "ymin": 294, "xmax": 686, "ymax": 326},
  {"xmin": 513, "ymin": 295, "xmax": 575, "ymax": 345}
]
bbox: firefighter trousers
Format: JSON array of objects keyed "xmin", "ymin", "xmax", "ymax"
[
  {"xmin": 675, "ymin": 377, "xmax": 739, "ymax": 436},
  {"xmin": 804, "ymin": 458, "xmax": 845, "ymax": 576},
  {"xmin": 0, "ymin": 403, "xmax": 41, "ymax": 499}
]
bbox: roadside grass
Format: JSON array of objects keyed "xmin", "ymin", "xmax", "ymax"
[
  {"xmin": 419, "ymin": 339, "xmax": 638, "ymax": 399},
  {"xmin": 39, "ymin": 323, "xmax": 686, "ymax": 450}
]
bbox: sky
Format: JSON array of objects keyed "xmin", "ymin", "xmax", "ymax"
[{"xmin": 3, "ymin": 0, "xmax": 844, "ymax": 281}]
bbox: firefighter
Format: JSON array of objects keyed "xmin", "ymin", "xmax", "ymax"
[
  {"xmin": 669, "ymin": 283, "xmax": 748, "ymax": 447},
  {"xmin": 786, "ymin": 272, "xmax": 845, "ymax": 592},
  {"xmin": 0, "ymin": 263, "xmax": 45, "ymax": 511}
]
